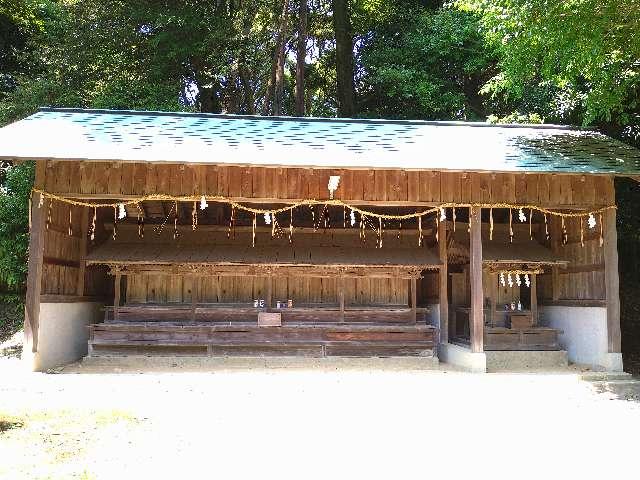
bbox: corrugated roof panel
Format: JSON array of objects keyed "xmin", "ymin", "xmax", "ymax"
[{"xmin": 0, "ymin": 108, "xmax": 639, "ymax": 175}]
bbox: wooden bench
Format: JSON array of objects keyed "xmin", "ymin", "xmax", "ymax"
[{"xmin": 88, "ymin": 321, "xmax": 437, "ymax": 358}]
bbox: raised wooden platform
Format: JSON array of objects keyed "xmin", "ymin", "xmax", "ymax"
[
  {"xmin": 451, "ymin": 327, "xmax": 561, "ymax": 351},
  {"xmin": 90, "ymin": 305, "xmax": 437, "ymax": 358}
]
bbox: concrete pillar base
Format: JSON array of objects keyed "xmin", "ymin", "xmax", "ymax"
[
  {"xmin": 23, "ymin": 302, "xmax": 103, "ymax": 372},
  {"xmin": 598, "ymin": 352, "xmax": 624, "ymax": 372},
  {"xmin": 438, "ymin": 343, "xmax": 486, "ymax": 373}
]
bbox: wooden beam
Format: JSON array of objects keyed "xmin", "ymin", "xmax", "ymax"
[
  {"xmin": 338, "ymin": 276, "xmax": 345, "ymax": 323},
  {"xmin": 531, "ymin": 274, "xmax": 538, "ymax": 326},
  {"xmin": 469, "ymin": 206, "xmax": 484, "ymax": 353},
  {"xmin": 24, "ymin": 161, "xmax": 47, "ymax": 353},
  {"xmin": 410, "ymin": 278, "xmax": 417, "ymax": 324},
  {"xmin": 76, "ymin": 207, "xmax": 89, "ymax": 296},
  {"xmin": 603, "ymin": 209, "xmax": 622, "ymax": 353},
  {"xmin": 114, "ymin": 272, "xmax": 122, "ymax": 321},
  {"xmin": 438, "ymin": 219, "xmax": 448, "ymax": 343}
]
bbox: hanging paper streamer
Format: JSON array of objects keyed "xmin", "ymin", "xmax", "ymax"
[
  {"xmin": 507, "ymin": 273, "xmax": 513, "ymax": 288},
  {"xmin": 327, "ymin": 175, "xmax": 340, "ymax": 199},
  {"xmin": 599, "ymin": 213, "xmax": 604, "ymax": 247},
  {"xmin": 580, "ymin": 217, "xmax": 584, "ymax": 247},
  {"xmin": 252, "ymin": 213, "xmax": 257, "ymax": 247},
  {"xmin": 200, "ymin": 195, "xmax": 208, "ymax": 210},
  {"xmin": 67, "ymin": 207, "xmax": 73, "ymax": 236},
  {"xmin": 264, "ymin": 212, "xmax": 271, "ymax": 225},
  {"xmin": 360, "ymin": 214, "xmax": 365, "ymax": 243},
  {"xmin": 489, "ymin": 208, "xmax": 494, "ymax": 241},
  {"xmin": 435, "ymin": 212, "xmax": 440, "ymax": 243},
  {"xmin": 516, "ymin": 274, "xmax": 521, "ymax": 287},
  {"xmin": 588, "ymin": 213, "xmax": 596, "ymax": 229},
  {"xmin": 544, "ymin": 213, "xmax": 549, "ymax": 241},
  {"xmin": 228, "ymin": 206, "xmax": 235, "ymax": 239},
  {"xmin": 350, "ymin": 209, "xmax": 356, "ymax": 227},
  {"xmin": 118, "ymin": 203, "xmax": 126, "ymax": 220},
  {"xmin": 378, "ymin": 217, "xmax": 383, "ymax": 248},
  {"xmin": 452, "ymin": 207, "xmax": 456, "ymax": 232},
  {"xmin": 289, "ymin": 209, "xmax": 293, "ymax": 244},
  {"xmin": 90, "ymin": 207, "xmax": 97, "ymax": 241},
  {"xmin": 440, "ymin": 208, "xmax": 446, "ymax": 222},
  {"xmin": 529, "ymin": 208, "xmax": 533, "ymax": 240},
  {"xmin": 322, "ymin": 205, "xmax": 330, "ymax": 231},
  {"xmin": 500, "ymin": 272, "xmax": 506, "ymax": 287},
  {"xmin": 343, "ymin": 206, "xmax": 346, "ymax": 228},
  {"xmin": 46, "ymin": 200, "xmax": 53, "ymax": 230},
  {"xmin": 524, "ymin": 274, "xmax": 530, "ymax": 288},
  {"xmin": 192, "ymin": 202, "xmax": 198, "ymax": 231},
  {"xmin": 509, "ymin": 208, "xmax": 514, "ymax": 243},
  {"xmin": 137, "ymin": 205, "xmax": 144, "ymax": 239},
  {"xmin": 518, "ymin": 208, "xmax": 526, "ymax": 223},
  {"xmin": 38, "ymin": 192, "xmax": 44, "ymax": 208},
  {"xmin": 112, "ymin": 206, "xmax": 117, "ymax": 240},
  {"xmin": 561, "ymin": 217, "xmax": 568, "ymax": 245},
  {"xmin": 398, "ymin": 220, "xmax": 402, "ymax": 241},
  {"xmin": 418, "ymin": 216, "xmax": 423, "ymax": 247},
  {"xmin": 173, "ymin": 201, "xmax": 179, "ymax": 240},
  {"xmin": 271, "ymin": 213, "xmax": 276, "ymax": 238}
]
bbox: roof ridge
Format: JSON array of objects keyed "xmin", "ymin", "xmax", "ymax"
[{"xmin": 37, "ymin": 107, "xmax": 583, "ymax": 131}]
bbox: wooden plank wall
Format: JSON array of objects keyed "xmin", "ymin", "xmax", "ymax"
[
  {"xmin": 41, "ymin": 201, "xmax": 83, "ymax": 295},
  {"xmin": 538, "ymin": 216, "xmax": 605, "ymax": 301},
  {"xmin": 43, "ymin": 162, "xmax": 615, "ymax": 208},
  {"xmin": 40, "ymin": 162, "xmax": 615, "ymax": 303},
  {"xmin": 125, "ymin": 274, "xmax": 410, "ymax": 306}
]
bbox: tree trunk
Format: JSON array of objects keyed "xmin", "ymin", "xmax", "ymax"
[
  {"xmin": 332, "ymin": 0, "xmax": 355, "ymax": 117},
  {"xmin": 199, "ymin": 84, "xmax": 223, "ymax": 113},
  {"xmin": 295, "ymin": 0, "xmax": 307, "ymax": 116},
  {"xmin": 273, "ymin": 0, "xmax": 289, "ymax": 116}
]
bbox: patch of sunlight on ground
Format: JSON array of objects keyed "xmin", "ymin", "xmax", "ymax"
[{"xmin": 1, "ymin": 357, "xmax": 639, "ymax": 480}]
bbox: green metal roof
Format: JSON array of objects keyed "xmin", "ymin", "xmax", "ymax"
[{"xmin": 1, "ymin": 108, "xmax": 639, "ymax": 175}]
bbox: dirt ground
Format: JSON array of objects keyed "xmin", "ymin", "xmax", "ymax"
[{"xmin": 1, "ymin": 356, "xmax": 639, "ymax": 480}]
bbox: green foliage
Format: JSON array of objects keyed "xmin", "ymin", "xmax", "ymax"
[
  {"xmin": 0, "ymin": 162, "xmax": 34, "ymax": 290},
  {"xmin": 0, "ymin": 293, "xmax": 24, "ymax": 340},
  {"xmin": 458, "ymin": 0, "xmax": 640, "ymax": 128},
  {"xmin": 487, "ymin": 112, "xmax": 543, "ymax": 124},
  {"xmin": 358, "ymin": 6, "xmax": 496, "ymax": 120}
]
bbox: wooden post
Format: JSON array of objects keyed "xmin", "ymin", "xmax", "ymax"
[
  {"xmin": 489, "ymin": 272, "xmax": 496, "ymax": 327},
  {"xmin": 469, "ymin": 206, "xmax": 484, "ymax": 353},
  {"xmin": 191, "ymin": 276, "xmax": 199, "ymax": 321},
  {"xmin": 76, "ymin": 206, "xmax": 89, "ymax": 296},
  {"xmin": 531, "ymin": 273, "xmax": 538, "ymax": 326},
  {"xmin": 551, "ymin": 216, "xmax": 561, "ymax": 301},
  {"xmin": 410, "ymin": 278, "xmax": 417, "ymax": 324},
  {"xmin": 438, "ymin": 219, "xmax": 448, "ymax": 343},
  {"xmin": 114, "ymin": 272, "xmax": 122, "ymax": 321},
  {"xmin": 338, "ymin": 276, "xmax": 345, "ymax": 323},
  {"xmin": 24, "ymin": 161, "xmax": 47, "ymax": 353},
  {"xmin": 603, "ymin": 209, "xmax": 622, "ymax": 353},
  {"xmin": 266, "ymin": 276, "xmax": 273, "ymax": 308}
]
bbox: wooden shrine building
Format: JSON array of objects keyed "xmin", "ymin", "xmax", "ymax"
[{"xmin": 1, "ymin": 108, "xmax": 639, "ymax": 372}]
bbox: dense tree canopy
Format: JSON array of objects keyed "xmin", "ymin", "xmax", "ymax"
[{"xmin": 0, "ymin": 0, "xmax": 639, "ymax": 288}]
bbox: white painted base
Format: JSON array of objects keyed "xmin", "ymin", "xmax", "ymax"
[
  {"xmin": 24, "ymin": 302, "xmax": 103, "ymax": 372},
  {"xmin": 438, "ymin": 343, "xmax": 486, "ymax": 373},
  {"xmin": 598, "ymin": 352, "xmax": 624, "ymax": 372},
  {"xmin": 539, "ymin": 306, "xmax": 623, "ymax": 372}
]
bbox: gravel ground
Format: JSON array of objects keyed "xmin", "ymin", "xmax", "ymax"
[{"xmin": 1, "ymin": 356, "xmax": 639, "ymax": 480}]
